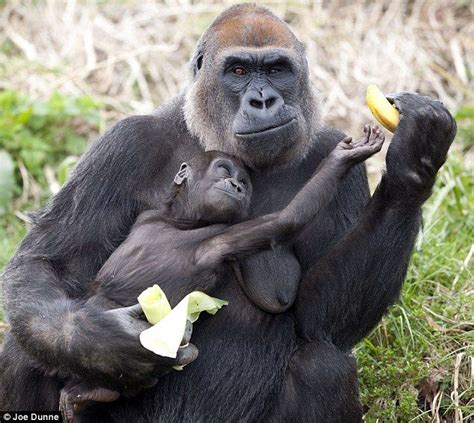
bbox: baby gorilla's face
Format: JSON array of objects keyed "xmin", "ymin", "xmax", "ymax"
[{"xmin": 189, "ymin": 154, "xmax": 252, "ymax": 223}]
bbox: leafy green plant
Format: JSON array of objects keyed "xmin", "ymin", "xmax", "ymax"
[
  {"xmin": 0, "ymin": 150, "xmax": 15, "ymax": 216},
  {"xmin": 454, "ymin": 106, "xmax": 474, "ymax": 150},
  {"xmin": 0, "ymin": 90, "xmax": 102, "ymax": 200}
]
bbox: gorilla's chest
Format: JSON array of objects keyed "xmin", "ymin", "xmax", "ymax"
[{"xmin": 235, "ymin": 163, "xmax": 317, "ymax": 311}]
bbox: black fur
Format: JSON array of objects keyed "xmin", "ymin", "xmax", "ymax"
[{"xmin": 0, "ymin": 4, "xmax": 456, "ymax": 422}]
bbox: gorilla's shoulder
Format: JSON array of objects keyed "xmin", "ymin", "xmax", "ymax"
[
  {"xmin": 104, "ymin": 95, "xmax": 190, "ymax": 149},
  {"xmin": 312, "ymin": 126, "xmax": 347, "ymax": 157},
  {"xmin": 302, "ymin": 126, "xmax": 346, "ymax": 167}
]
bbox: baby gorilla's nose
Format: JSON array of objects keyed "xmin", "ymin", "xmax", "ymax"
[{"xmin": 227, "ymin": 178, "xmax": 243, "ymax": 194}]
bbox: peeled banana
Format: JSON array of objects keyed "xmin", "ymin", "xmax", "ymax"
[{"xmin": 366, "ymin": 84, "xmax": 400, "ymax": 133}]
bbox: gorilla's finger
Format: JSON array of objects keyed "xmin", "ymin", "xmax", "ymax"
[
  {"xmin": 181, "ymin": 320, "xmax": 193, "ymax": 346},
  {"xmin": 175, "ymin": 343, "xmax": 199, "ymax": 366},
  {"xmin": 74, "ymin": 387, "xmax": 120, "ymax": 413},
  {"xmin": 364, "ymin": 124, "xmax": 371, "ymax": 142},
  {"xmin": 125, "ymin": 303, "xmax": 144, "ymax": 317},
  {"xmin": 59, "ymin": 393, "xmax": 74, "ymax": 423},
  {"xmin": 385, "ymin": 92, "xmax": 418, "ymax": 113},
  {"xmin": 385, "ymin": 93, "xmax": 396, "ymax": 103}
]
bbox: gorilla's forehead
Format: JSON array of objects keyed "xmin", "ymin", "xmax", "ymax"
[
  {"xmin": 216, "ymin": 46, "xmax": 300, "ymax": 66},
  {"xmin": 213, "ymin": 13, "xmax": 295, "ymax": 49}
]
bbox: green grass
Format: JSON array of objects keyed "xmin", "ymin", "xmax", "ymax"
[{"xmin": 358, "ymin": 157, "xmax": 473, "ymax": 421}]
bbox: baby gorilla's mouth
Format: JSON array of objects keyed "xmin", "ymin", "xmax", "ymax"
[{"xmin": 214, "ymin": 187, "xmax": 242, "ymax": 200}]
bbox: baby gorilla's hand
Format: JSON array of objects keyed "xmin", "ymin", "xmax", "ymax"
[{"xmin": 332, "ymin": 125, "xmax": 385, "ymax": 164}]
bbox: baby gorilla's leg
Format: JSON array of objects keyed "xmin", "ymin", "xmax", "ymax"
[{"xmin": 59, "ymin": 380, "xmax": 119, "ymax": 423}]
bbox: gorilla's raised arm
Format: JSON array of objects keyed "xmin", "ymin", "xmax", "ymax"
[
  {"xmin": 1, "ymin": 114, "xmax": 198, "ymax": 393},
  {"xmin": 294, "ymin": 93, "xmax": 456, "ymax": 350}
]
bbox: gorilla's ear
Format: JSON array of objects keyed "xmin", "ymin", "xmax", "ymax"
[
  {"xmin": 174, "ymin": 163, "xmax": 189, "ymax": 185},
  {"xmin": 193, "ymin": 52, "xmax": 204, "ymax": 77}
]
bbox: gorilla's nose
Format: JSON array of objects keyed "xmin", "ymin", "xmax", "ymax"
[
  {"xmin": 226, "ymin": 178, "xmax": 244, "ymax": 195},
  {"xmin": 243, "ymin": 87, "xmax": 283, "ymax": 119}
]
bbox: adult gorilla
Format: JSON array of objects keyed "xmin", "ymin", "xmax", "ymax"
[{"xmin": 0, "ymin": 4, "xmax": 456, "ymax": 422}]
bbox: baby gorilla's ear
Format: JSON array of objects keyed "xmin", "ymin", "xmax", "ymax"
[{"xmin": 174, "ymin": 163, "xmax": 189, "ymax": 185}]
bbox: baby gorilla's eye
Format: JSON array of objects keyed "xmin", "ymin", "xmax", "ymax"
[
  {"xmin": 269, "ymin": 68, "xmax": 281, "ymax": 74},
  {"xmin": 240, "ymin": 180, "xmax": 247, "ymax": 187},
  {"xmin": 218, "ymin": 164, "xmax": 231, "ymax": 176},
  {"xmin": 232, "ymin": 66, "xmax": 247, "ymax": 76}
]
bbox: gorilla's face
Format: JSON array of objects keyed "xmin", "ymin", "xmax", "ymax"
[
  {"xmin": 190, "ymin": 156, "xmax": 252, "ymax": 223},
  {"xmin": 223, "ymin": 49, "xmax": 304, "ymax": 169},
  {"xmin": 184, "ymin": 8, "xmax": 320, "ymax": 172},
  {"xmin": 174, "ymin": 152, "xmax": 252, "ymax": 224}
]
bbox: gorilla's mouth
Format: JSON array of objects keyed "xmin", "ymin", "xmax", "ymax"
[
  {"xmin": 214, "ymin": 187, "xmax": 242, "ymax": 201},
  {"xmin": 235, "ymin": 118, "xmax": 296, "ymax": 137}
]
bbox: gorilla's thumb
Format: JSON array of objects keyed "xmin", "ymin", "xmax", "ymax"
[{"xmin": 176, "ymin": 343, "xmax": 199, "ymax": 366}]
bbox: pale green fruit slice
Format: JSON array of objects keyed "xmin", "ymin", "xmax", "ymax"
[
  {"xmin": 187, "ymin": 291, "xmax": 228, "ymax": 323},
  {"xmin": 137, "ymin": 284, "xmax": 171, "ymax": 325},
  {"xmin": 140, "ymin": 295, "xmax": 190, "ymax": 358},
  {"xmin": 139, "ymin": 289, "xmax": 228, "ymax": 358}
]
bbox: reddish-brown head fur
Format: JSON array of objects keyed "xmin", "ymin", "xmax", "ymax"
[{"xmin": 210, "ymin": 4, "xmax": 296, "ymax": 49}]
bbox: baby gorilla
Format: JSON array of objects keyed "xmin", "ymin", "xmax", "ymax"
[{"xmin": 59, "ymin": 125, "xmax": 385, "ymax": 421}]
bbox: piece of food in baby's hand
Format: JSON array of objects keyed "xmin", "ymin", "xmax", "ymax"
[{"xmin": 138, "ymin": 286, "xmax": 228, "ymax": 358}]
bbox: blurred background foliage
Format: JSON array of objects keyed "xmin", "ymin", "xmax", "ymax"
[{"xmin": 0, "ymin": 0, "xmax": 472, "ymax": 421}]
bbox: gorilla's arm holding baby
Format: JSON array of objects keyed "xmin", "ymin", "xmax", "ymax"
[{"xmin": 0, "ymin": 115, "xmax": 201, "ymax": 406}]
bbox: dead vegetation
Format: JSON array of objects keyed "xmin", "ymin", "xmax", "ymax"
[
  {"xmin": 0, "ymin": 1, "xmax": 472, "ymax": 126},
  {"xmin": 1, "ymin": 0, "xmax": 472, "ymax": 179}
]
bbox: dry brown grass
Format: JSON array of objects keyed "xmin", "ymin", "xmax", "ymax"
[
  {"xmin": 1, "ymin": 0, "xmax": 472, "ymax": 177},
  {"xmin": 0, "ymin": 1, "xmax": 471, "ymax": 117}
]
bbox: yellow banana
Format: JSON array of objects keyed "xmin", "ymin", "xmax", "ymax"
[{"xmin": 366, "ymin": 84, "xmax": 400, "ymax": 133}]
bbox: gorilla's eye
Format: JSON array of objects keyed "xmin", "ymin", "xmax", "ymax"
[
  {"xmin": 232, "ymin": 66, "xmax": 247, "ymax": 76},
  {"xmin": 218, "ymin": 164, "xmax": 231, "ymax": 176},
  {"xmin": 240, "ymin": 180, "xmax": 247, "ymax": 187},
  {"xmin": 269, "ymin": 68, "xmax": 281, "ymax": 74}
]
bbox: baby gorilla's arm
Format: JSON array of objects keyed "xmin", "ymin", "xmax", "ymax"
[{"xmin": 195, "ymin": 125, "xmax": 385, "ymax": 267}]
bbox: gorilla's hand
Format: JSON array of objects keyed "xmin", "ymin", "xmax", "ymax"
[
  {"xmin": 81, "ymin": 304, "xmax": 198, "ymax": 392},
  {"xmin": 59, "ymin": 311, "xmax": 195, "ymax": 421},
  {"xmin": 106, "ymin": 303, "xmax": 151, "ymax": 337},
  {"xmin": 384, "ymin": 92, "xmax": 457, "ymax": 205}
]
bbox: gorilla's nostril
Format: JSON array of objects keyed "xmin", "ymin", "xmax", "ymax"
[
  {"xmin": 265, "ymin": 98, "xmax": 276, "ymax": 109},
  {"xmin": 250, "ymin": 99, "xmax": 264, "ymax": 109}
]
